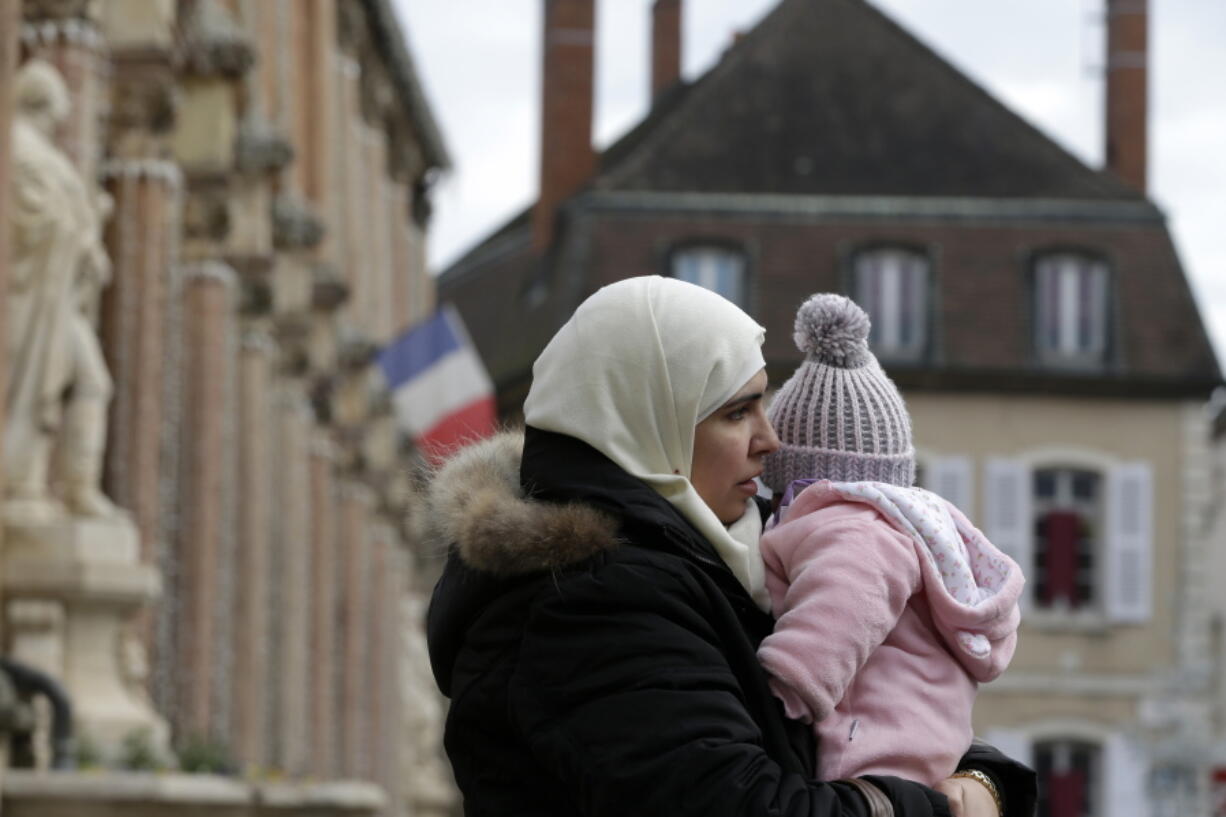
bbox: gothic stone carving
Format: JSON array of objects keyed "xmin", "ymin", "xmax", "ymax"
[
  {"xmin": 179, "ymin": 0, "xmax": 255, "ymax": 79},
  {"xmin": 272, "ymin": 194, "xmax": 325, "ymax": 251},
  {"xmin": 235, "ymin": 116, "xmax": 294, "ymax": 175},
  {"xmin": 110, "ymin": 71, "xmax": 176, "ymax": 136},
  {"xmin": 21, "ymin": 0, "xmax": 98, "ymax": 22}
]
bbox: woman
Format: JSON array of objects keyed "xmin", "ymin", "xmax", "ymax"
[{"xmin": 425, "ymin": 277, "xmax": 1034, "ymax": 816}]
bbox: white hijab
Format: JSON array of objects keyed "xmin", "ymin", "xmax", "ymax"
[{"xmin": 524, "ymin": 276, "xmax": 771, "ymax": 609}]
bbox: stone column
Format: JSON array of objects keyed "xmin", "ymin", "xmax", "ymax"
[
  {"xmin": 339, "ymin": 56, "xmax": 364, "ymax": 326},
  {"xmin": 230, "ymin": 329, "xmax": 275, "ymax": 772},
  {"xmin": 403, "ymin": 587, "xmax": 457, "ymax": 817},
  {"xmin": 98, "ymin": 159, "xmax": 182, "ymax": 711},
  {"xmin": 99, "ymin": 161, "xmax": 182, "ymax": 562},
  {"xmin": 175, "ymin": 261, "xmax": 238, "ymax": 741},
  {"xmin": 307, "ymin": 433, "xmax": 339, "ymax": 777},
  {"xmin": 368, "ymin": 524, "xmax": 408, "ymax": 805},
  {"xmin": 369, "ymin": 129, "xmax": 393, "ymax": 342},
  {"xmin": 407, "ymin": 199, "xmax": 434, "ymax": 325},
  {"xmin": 388, "ymin": 183, "xmax": 411, "ymax": 333},
  {"xmin": 365, "ymin": 524, "xmax": 389, "ymax": 782},
  {"xmin": 269, "ymin": 388, "xmax": 312, "ymax": 777},
  {"xmin": 301, "ymin": 0, "xmax": 336, "ymax": 231},
  {"xmin": 338, "ymin": 481, "xmax": 373, "ymax": 778},
  {"xmin": 19, "ymin": 3, "xmax": 107, "ymax": 181}
]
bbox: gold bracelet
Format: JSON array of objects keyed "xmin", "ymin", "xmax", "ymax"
[{"xmin": 951, "ymin": 769, "xmax": 1004, "ymax": 817}]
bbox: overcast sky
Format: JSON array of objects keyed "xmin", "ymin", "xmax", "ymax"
[{"xmin": 395, "ymin": 0, "xmax": 1226, "ymax": 363}]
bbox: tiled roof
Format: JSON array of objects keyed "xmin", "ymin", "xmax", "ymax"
[
  {"xmin": 597, "ymin": 0, "xmax": 1136, "ymax": 199},
  {"xmin": 439, "ymin": 0, "xmax": 1221, "ymax": 396}
]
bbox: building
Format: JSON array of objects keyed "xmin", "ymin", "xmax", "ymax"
[
  {"xmin": 439, "ymin": 1, "xmax": 1223, "ymax": 814},
  {"xmin": 1206, "ymin": 404, "xmax": 1226, "ymax": 817},
  {"xmin": 0, "ymin": 0, "xmax": 456, "ymax": 814}
]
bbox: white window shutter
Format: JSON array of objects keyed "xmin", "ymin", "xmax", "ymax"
[
  {"xmin": 1106, "ymin": 461, "xmax": 1153, "ymax": 623},
  {"xmin": 979, "ymin": 729, "xmax": 1030, "ymax": 769},
  {"xmin": 984, "ymin": 459, "xmax": 1033, "ymax": 609},
  {"xmin": 929, "ymin": 456, "xmax": 974, "ymax": 515},
  {"xmin": 1104, "ymin": 732, "xmax": 1149, "ymax": 817}
]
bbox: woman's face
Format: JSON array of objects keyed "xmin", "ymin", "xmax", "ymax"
[{"xmin": 691, "ymin": 369, "xmax": 780, "ymax": 525}]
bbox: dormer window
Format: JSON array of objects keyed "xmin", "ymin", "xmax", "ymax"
[
  {"xmin": 853, "ymin": 247, "xmax": 929, "ymax": 362},
  {"xmin": 1034, "ymin": 253, "xmax": 1110, "ymax": 367},
  {"xmin": 670, "ymin": 245, "xmax": 747, "ymax": 307}
]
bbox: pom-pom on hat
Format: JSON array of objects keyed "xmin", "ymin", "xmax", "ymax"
[{"xmin": 763, "ymin": 294, "xmax": 915, "ymax": 491}]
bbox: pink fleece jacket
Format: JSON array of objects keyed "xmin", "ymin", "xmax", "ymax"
[{"xmin": 757, "ymin": 481, "xmax": 1023, "ymax": 785}]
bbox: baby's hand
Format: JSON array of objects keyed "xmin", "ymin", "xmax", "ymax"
[{"xmin": 933, "ymin": 775, "xmax": 999, "ymax": 817}]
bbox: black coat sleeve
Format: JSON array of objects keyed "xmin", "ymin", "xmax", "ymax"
[
  {"xmin": 507, "ymin": 558, "xmax": 951, "ymax": 817},
  {"xmin": 956, "ymin": 740, "xmax": 1038, "ymax": 817}
]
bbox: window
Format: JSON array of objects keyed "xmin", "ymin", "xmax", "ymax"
[
  {"xmin": 671, "ymin": 246, "xmax": 747, "ymax": 307},
  {"xmin": 853, "ymin": 247, "xmax": 929, "ymax": 361},
  {"xmin": 986, "ymin": 730, "xmax": 1150, "ymax": 817},
  {"xmin": 1035, "ymin": 253, "xmax": 1110, "ymax": 367},
  {"xmin": 984, "ymin": 457, "xmax": 1152, "ymax": 624},
  {"xmin": 1035, "ymin": 739, "xmax": 1101, "ymax": 817},
  {"xmin": 1032, "ymin": 468, "xmax": 1102, "ymax": 610},
  {"xmin": 917, "ymin": 455, "xmax": 973, "ymax": 512}
]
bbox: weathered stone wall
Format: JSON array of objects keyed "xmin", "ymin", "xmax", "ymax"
[{"xmin": 3, "ymin": 0, "xmax": 451, "ymax": 811}]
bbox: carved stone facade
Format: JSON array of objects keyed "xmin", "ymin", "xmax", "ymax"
[{"xmin": 1, "ymin": 0, "xmax": 453, "ymax": 814}]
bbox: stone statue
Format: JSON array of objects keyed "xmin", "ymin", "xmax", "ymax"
[{"xmin": 4, "ymin": 60, "xmax": 118, "ymax": 520}]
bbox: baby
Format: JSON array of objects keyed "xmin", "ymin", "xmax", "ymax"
[{"xmin": 758, "ymin": 293, "xmax": 1024, "ymax": 786}]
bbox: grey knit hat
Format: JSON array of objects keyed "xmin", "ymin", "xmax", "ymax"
[{"xmin": 763, "ymin": 294, "xmax": 915, "ymax": 491}]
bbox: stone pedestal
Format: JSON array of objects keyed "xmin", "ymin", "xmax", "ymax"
[
  {"xmin": 2, "ymin": 770, "xmax": 387, "ymax": 817},
  {"xmin": 1, "ymin": 514, "xmax": 171, "ymax": 764}
]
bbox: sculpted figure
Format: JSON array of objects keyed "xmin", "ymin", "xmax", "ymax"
[{"xmin": 4, "ymin": 60, "xmax": 118, "ymax": 520}]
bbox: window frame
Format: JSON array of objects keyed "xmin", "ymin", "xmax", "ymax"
[
  {"xmin": 665, "ymin": 240, "xmax": 752, "ymax": 309},
  {"xmin": 1031, "ymin": 465, "xmax": 1105, "ymax": 613},
  {"xmin": 983, "ymin": 724, "xmax": 1150, "ymax": 817},
  {"xmin": 1030, "ymin": 249, "xmax": 1116, "ymax": 370},
  {"xmin": 984, "ymin": 448, "xmax": 1153, "ymax": 631},
  {"xmin": 848, "ymin": 243, "xmax": 935, "ymax": 364}
]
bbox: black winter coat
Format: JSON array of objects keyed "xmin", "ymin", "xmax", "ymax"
[{"xmin": 426, "ymin": 428, "xmax": 1035, "ymax": 817}]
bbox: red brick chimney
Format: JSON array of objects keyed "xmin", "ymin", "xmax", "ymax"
[
  {"xmin": 1105, "ymin": 0, "xmax": 1148, "ymax": 193},
  {"xmin": 534, "ymin": 0, "xmax": 596, "ymax": 254},
  {"xmin": 651, "ymin": 0, "xmax": 683, "ymax": 103}
]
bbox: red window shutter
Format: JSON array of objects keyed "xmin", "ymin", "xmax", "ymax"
[
  {"xmin": 1049, "ymin": 767, "xmax": 1087, "ymax": 817},
  {"xmin": 1043, "ymin": 510, "xmax": 1081, "ymax": 607}
]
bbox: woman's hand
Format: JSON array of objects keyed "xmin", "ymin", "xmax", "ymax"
[{"xmin": 933, "ymin": 775, "xmax": 1000, "ymax": 817}]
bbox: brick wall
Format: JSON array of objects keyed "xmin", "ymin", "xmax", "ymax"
[
  {"xmin": 581, "ymin": 213, "xmax": 1207, "ymax": 378},
  {"xmin": 535, "ymin": 0, "xmax": 596, "ymax": 252},
  {"xmin": 1106, "ymin": 0, "xmax": 1148, "ymax": 192},
  {"xmin": 651, "ymin": 0, "xmax": 682, "ymax": 102}
]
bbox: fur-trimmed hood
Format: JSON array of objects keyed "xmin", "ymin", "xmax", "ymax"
[{"xmin": 422, "ymin": 431, "xmax": 621, "ymax": 576}]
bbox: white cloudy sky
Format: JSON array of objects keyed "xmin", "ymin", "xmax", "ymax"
[{"xmin": 395, "ymin": 0, "xmax": 1226, "ymax": 363}]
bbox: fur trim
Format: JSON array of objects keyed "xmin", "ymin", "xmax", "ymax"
[{"xmin": 423, "ymin": 431, "xmax": 621, "ymax": 576}]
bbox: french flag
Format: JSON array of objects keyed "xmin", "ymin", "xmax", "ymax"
[{"xmin": 376, "ymin": 305, "xmax": 496, "ymax": 462}]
